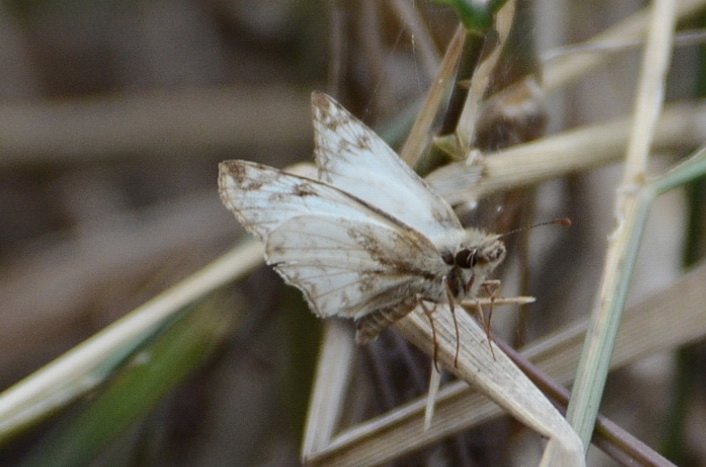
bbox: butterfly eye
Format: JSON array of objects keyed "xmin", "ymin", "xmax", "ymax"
[{"xmin": 454, "ymin": 248, "xmax": 476, "ymax": 268}]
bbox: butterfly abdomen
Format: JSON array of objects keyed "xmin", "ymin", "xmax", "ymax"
[{"xmin": 355, "ymin": 303, "xmax": 416, "ymax": 344}]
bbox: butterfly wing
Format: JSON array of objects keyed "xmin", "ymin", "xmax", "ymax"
[
  {"xmin": 265, "ymin": 215, "xmax": 444, "ymax": 319},
  {"xmin": 219, "ymin": 159, "xmax": 448, "ymax": 320},
  {"xmin": 219, "ymin": 160, "xmax": 398, "ymax": 241},
  {"xmin": 311, "ymin": 92, "xmax": 465, "ymax": 244}
]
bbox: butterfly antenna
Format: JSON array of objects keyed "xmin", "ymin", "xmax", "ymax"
[{"xmin": 497, "ymin": 217, "xmax": 571, "ymax": 239}]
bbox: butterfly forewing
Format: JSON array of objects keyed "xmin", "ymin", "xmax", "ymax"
[
  {"xmin": 219, "ymin": 160, "xmax": 396, "ymax": 240},
  {"xmin": 311, "ymin": 92, "xmax": 465, "ymax": 245}
]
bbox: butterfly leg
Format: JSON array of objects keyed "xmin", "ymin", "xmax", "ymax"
[
  {"xmin": 419, "ymin": 298, "xmax": 441, "ymax": 372},
  {"xmin": 481, "ymin": 279, "xmax": 502, "ymax": 335},
  {"xmin": 479, "ymin": 279, "xmax": 501, "ymax": 359},
  {"xmin": 443, "ymin": 282, "xmax": 461, "ymax": 368},
  {"xmin": 473, "ymin": 298, "xmax": 495, "ymax": 359}
]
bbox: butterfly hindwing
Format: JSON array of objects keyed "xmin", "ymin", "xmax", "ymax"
[{"xmin": 265, "ymin": 215, "xmax": 445, "ymax": 319}]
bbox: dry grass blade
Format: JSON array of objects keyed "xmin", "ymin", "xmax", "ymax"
[
  {"xmin": 0, "ymin": 86, "xmax": 309, "ymax": 167},
  {"xmin": 420, "ymin": 295, "xmax": 535, "ymax": 432},
  {"xmin": 494, "ymin": 341, "xmax": 677, "ymax": 467},
  {"xmin": 399, "ymin": 25, "xmax": 465, "ymax": 167},
  {"xmin": 542, "ymin": 0, "xmax": 705, "ymax": 91},
  {"xmin": 427, "ymin": 100, "xmax": 706, "ymax": 205},
  {"xmin": 423, "ymin": 363, "xmax": 442, "ymax": 431},
  {"xmin": 397, "ymin": 307, "xmax": 584, "ymax": 466},
  {"xmin": 567, "ymin": 0, "xmax": 678, "ymax": 447},
  {"xmin": 455, "ymin": 2, "xmax": 515, "ymax": 152},
  {"xmin": 0, "ymin": 241, "xmax": 263, "ymax": 437},
  {"xmin": 304, "ymin": 304, "xmax": 586, "ymax": 466},
  {"xmin": 302, "ymin": 320, "xmax": 356, "ymax": 458},
  {"xmin": 302, "ymin": 259, "xmax": 706, "ymax": 466}
]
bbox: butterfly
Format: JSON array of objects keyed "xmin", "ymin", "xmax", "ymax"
[{"xmin": 218, "ymin": 92, "xmax": 506, "ymax": 358}]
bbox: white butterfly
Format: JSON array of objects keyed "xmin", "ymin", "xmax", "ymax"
[{"xmin": 218, "ymin": 92, "xmax": 506, "ymax": 345}]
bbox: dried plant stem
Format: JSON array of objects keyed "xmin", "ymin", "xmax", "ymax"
[
  {"xmin": 306, "ymin": 305, "xmax": 586, "ymax": 466},
  {"xmin": 302, "ymin": 320, "xmax": 356, "ymax": 458},
  {"xmin": 303, "ymin": 257, "xmax": 706, "ymax": 466},
  {"xmin": 427, "ymin": 100, "xmax": 706, "ymax": 205},
  {"xmin": 0, "ymin": 86, "xmax": 309, "ymax": 167},
  {"xmin": 455, "ymin": 2, "xmax": 515, "ymax": 151},
  {"xmin": 542, "ymin": 0, "xmax": 705, "ymax": 92},
  {"xmin": 542, "ymin": 29, "xmax": 706, "ymax": 63},
  {"xmin": 400, "ymin": 25, "xmax": 465, "ymax": 167},
  {"xmin": 566, "ymin": 0, "xmax": 677, "ymax": 447}
]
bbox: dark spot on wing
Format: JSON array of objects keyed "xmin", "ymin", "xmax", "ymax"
[
  {"xmin": 354, "ymin": 132, "xmax": 372, "ymax": 151},
  {"xmin": 311, "ymin": 92, "xmax": 332, "ymax": 114},
  {"xmin": 227, "ymin": 161, "xmax": 248, "ymax": 182},
  {"xmin": 312, "ymin": 92, "xmax": 345, "ymax": 133},
  {"xmin": 358, "ymin": 276, "xmax": 376, "ymax": 293},
  {"xmin": 294, "ymin": 182, "xmax": 317, "ymax": 197},
  {"xmin": 223, "ymin": 161, "xmax": 280, "ymax": 191},
  {"xmin": 241, "ymin": 178, "xmax": 264, "ymax": 191}
]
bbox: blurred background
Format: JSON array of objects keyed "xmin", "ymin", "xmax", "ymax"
[{"xmin": 1, "ymin": 1, "xmax": 705, "ymax": 465}]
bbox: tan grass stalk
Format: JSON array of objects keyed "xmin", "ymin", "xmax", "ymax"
[{"xmin": 566, "ymin": 0, "xmax": 678, "ymax": 447}]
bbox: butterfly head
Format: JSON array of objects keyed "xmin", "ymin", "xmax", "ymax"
[
  {"xmin": 444, "ymin": 234, "xmax": 505, "ymax": 269},
  {"xmin": 440, "ymin": 233, "xmax": 505, "ymax": 299},
  {"xmin": 451, "ymin": 240, "xmax": 506, "ymax": 270}
]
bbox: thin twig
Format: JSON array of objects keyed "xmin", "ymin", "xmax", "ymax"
[
  {"xmin": 542, "ymin": 0, "xmax": 704, "ymax": 92},
  {"xmin": 542, "ymin": 28, "xmax": 706, "ymax": 63}
]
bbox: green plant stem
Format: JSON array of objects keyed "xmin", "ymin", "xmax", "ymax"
[
  {"xmin": 567, "ymin": 146, "xmax": 706, "ymax": 446},
  {"xmin": 19, "ymin": 299, "xmax": 235, "ymax": 466},
  {"xmin": 653, "ymin": 146, "xmax": 706, "ymax": 195},
  {"xmin": 566, "ymin": 185, "xmax": 653, "ymax": 444},
  {"xmin": 660, "ymin": 153, "xmax": 706, "ymax": 463},
  {"xmin": 0, "ymin": 240, "xmax": 263, "ymax": 441}
]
